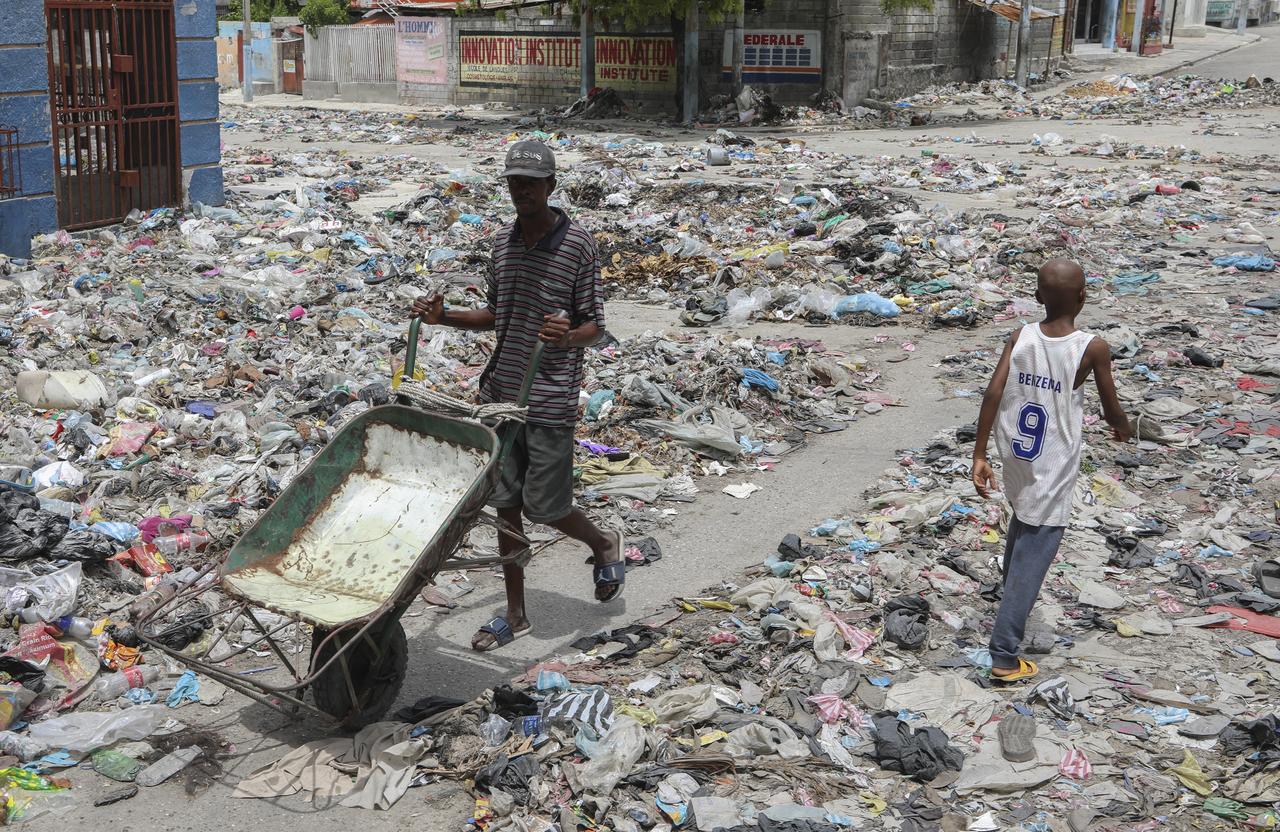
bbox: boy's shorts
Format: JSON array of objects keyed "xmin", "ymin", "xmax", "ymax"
[{"xmin": 487, "ymin": 423, "xmax": 575, "ymax": 524}]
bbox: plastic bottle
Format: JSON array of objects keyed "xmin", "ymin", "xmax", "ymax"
[
  {"xmin": 51, "ymin": 615, "xmax": 94, "ymax": 639},
  {"xmin": 152, "ymin": 531, "xmax": 210, "ymax": 556},
  {"xmin": 92, "ymin": 665, "xmax": 160, "ymax": 700},
  {"xmin": 0, "ymin": 731, "xmax": 48, "ymax": 762},
  {"xmin": 128, "ymin": 578, "xmax": 178, "ymax": 622}
]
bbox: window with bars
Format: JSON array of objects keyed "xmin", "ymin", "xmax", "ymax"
[
  {"xmin": 0, "ymin": 126, "xmax": 19, "ymax": 200},
  {"xmin": 743, "ymin": 45, "xmax": 814, "ymax": 67}
]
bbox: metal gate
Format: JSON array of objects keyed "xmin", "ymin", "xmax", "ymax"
[{"xmin": 45, "ymin": 0, "xmax": 181, "ymax": 230}]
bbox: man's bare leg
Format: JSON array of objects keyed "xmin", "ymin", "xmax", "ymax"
[
  {"xmin": 549, "ymin": 508, "xmax": 622, "ymax": 601},
  {"xmin": 472, "ymin": 506, "xmax": 531, "ymax": 650}
]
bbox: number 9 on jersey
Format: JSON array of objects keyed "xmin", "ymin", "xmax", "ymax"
[{"xmin": 1011, "ymin": 402, "xmax": 1047, "ymax": 461}]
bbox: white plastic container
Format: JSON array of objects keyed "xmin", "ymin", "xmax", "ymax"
[{"xmin": 16, "ymin": 370, "xmax": 113, "ymax": 410}]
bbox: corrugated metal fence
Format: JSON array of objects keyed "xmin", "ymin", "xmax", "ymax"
[{"xmin": 305, "ymin": 25, "xmax": 396, "ymax": 84}]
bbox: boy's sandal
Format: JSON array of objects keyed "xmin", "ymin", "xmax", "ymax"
[
  {"xmin": 472, "ymin": 616, "xmax": 531, "ymax": 652},
  {"xmin": 991, "ymin": 658, "xmax": 1039, "ymax": 683},
  {"xmin": 593, "ymin": 531, "xmax": 626, "ymax": 603}
]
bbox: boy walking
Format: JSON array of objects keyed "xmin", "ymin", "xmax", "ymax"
[
  {"xmin": 411, "ymin": 140, "xmax": 624, "ymax": 652},
  {"xmin": 971, "ymin": 259, "xmax": 1132, "ymax": 681}
]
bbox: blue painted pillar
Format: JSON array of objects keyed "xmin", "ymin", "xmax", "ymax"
[
  {"xmin": 1101, "ymin": 0, "xmax": 1119, "ymax": 48},
  {"xmin": 0, "ymin": 0, "xmax": 58, "ymax": 257},
  {"xmin": 175, "ymin": 0, "xmax": 225, "ymax": 207}
]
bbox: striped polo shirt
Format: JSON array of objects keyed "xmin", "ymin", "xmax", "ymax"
[{"xmin": 479, "ymin": 207, "xmax": 605, "ymax": 426}]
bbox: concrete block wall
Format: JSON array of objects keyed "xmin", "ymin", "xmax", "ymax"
[
  {"xmin": 697, "ymin": 0, "xmax": 836, "ymax": 104},
  {"xmin": 0, "ymin": 0, "xmax": 58, "ymax": 258},
  {"xmin": 989, "ymin": 0, "xmax": 1066, "ymax": 80},
  {"xmin": 177, "ymin": 0, "xmax": 225, "ymax": 207},
  {"xmin": 836, "ymin": 0, "xmax": 1009, "ymax": 102},
  {"xmin": 398, "ymin": 16, "xmax": 455, "ymax": 107},
  {"xmin": 449, "ymin": 14, "xmax": 592, "ymax": 110},
  {"xmin": 216, "ymin": 21, "xmax": 276, "ymax": 94},
  {"xmin": 443, "ymin": 8, "xmax": 681, "ymax": 111}
]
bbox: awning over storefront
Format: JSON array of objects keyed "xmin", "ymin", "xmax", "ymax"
[{"xmin": 966, "ymin": 0, "xmax": 1061, "ymax": 21}]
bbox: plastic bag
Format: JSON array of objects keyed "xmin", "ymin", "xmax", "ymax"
[
  {"xmin": 31, "ymin": 462, "xmax": 84, "ymax": 490},
  {"xmin": 27, "ymin": 705, "xmax": 170, "ymax": 757},
  {"xmin": 0, "ymin": 562, "xmax": 82, "ymax": 621},
  {"xmin": 427, "ymin": 248, "xmax": 459, "ymax": 268},
  {"xmin": 651, "ymin": 685, "xmax": 721, "ymax": 725},
  {"xmin": 479, "ymin": 713, "xmax": 512, "ymax": 747},
  {"xmin": 833, "ymin": 292, "xmax": 900, "ymax": 318},
  {"xmin": 584, "ymin": 390, "xmax": 615, "ymax": 422},
  {"xmin": 724, "ymin": 287, "xmax": 773, "ymax": 326},
  {"xmin": 573, "ymin": 717, "xmax": 645, "ymax": 795},
  {"xmin": 0, "ymin": 685, "xmax": 37, "ymax": 732},
  {"xmin": 91, "ymin": 748, "xmax": 145, "ymax": 782},
  {"xmin": 0, "ymin": 789, "xmax": 75, "ymax": 825},
  {"xmin": 622, "ymin": 376, "xmax": 692, "ymax": 412},
  {"xmin": 800, "ymin": 287, "xmax": 838, "ymax": 317},
  {"xmin": 0, "ymin": 731, "xmax": 48, "ymax": 762},
  {"xmin": 240, "ymin": 264, "xmax": 306, "ymax": 290},
  {"xmin": 661, "ymin": 233, "xmax": 711, "ymax": 259},
  {"xmin": 636, "ymin": 405, "xmax": 745, "ymax": 458},
  {"xmin": 883, "ymin": 595, "xmax": 929, "ymax": 650}
]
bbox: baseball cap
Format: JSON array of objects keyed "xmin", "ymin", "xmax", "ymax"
[{"xmin": 501, "ymin": 140, "xmax": 556, "ymax": 179}]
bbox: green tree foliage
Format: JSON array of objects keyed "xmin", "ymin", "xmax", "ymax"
[
  {"xmin": 879, "ymin": 0, "xmax": 933, "ymax": 15},
  {"xmin": 571, "ymin": 0, "xmax": 743, "ymax": 27},
  {"xmin": 299, "ymin": 0, "xmax": 352, "ymax": 33},
  {"xmin": 221, "ymin": 0, "xmax": 303, "ymax": 22}
]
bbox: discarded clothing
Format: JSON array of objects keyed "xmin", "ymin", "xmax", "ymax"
[
  {"xmin": 869, "ymin": 713, "xmax": 964, "ymax": 782},
  {"xmin": 232, "ymin": 722, "xmax": 427, "ymax": 810},
  {"xmin": 883, "ymin": 595, "xmax": 930, "ymax": 650}
]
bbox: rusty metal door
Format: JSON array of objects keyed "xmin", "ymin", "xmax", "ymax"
[
  {"xmin": 281, "ymin": 39, "xmax": 303, "ymax": 95},
  {"xmin": 46, "ymin": 0, "xmax": 181, "ymax": 230}
]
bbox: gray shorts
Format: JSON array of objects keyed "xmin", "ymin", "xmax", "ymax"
[{"xmin": 487, "ymin": 423, "xmax": 576, "ymax": 524}]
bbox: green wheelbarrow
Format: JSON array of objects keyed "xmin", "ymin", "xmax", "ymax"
[{"xmin": 136, "ymin": 318, "xmax": 545, "ymax": 726}]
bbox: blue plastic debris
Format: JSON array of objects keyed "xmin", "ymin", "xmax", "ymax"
[
  {"xmin": 166, "ymin": 670, "xmax": 200, "ymax": 708},
  {"xmin": 740, "ymin": 368, "xmax": 780, "ymax": 392},
  {"xmin": 1213, "ymin": 253, "xmax": 1275, "ymax": 272}
]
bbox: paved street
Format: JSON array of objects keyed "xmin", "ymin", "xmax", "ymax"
[{"xmin": 10, "ymin": 21, "xmax": 1280, "ymax": 832}]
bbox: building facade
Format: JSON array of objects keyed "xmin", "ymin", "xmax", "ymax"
[
  {"xmin": 379, "ymin": 0, "xmax": 1064, "ymax": 112},
  {"xmin": 0, "ymin": 0, "xmax": 224, "ymax": 258}
]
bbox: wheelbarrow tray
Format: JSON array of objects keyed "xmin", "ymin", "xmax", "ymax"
[{"xmin": 220, "ymin": 405, "xmax": 498, "ymax": 628}]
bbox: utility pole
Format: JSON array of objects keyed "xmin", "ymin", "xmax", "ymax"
[
  {"xmin": 1101, "ymin": 0, "xmax": 1118, "ymax": 48},
  {"xmin": 1014, "ymin": 0, "xmax": 1032, "ymax": 86},
  {"xmin": 1131, "ymin": 0, "xmax": 1144, "ymax": 52},
  {"xmin": 683, "ymin": 1, "xmax": 699, "ymax": 125},
  {"xmin": 1235, "ymin": 0, "xmax": 1247, "ymax": 32},
  {"xmin": 242, "ymin": 0, "xmax": 254, "ymax": 103},
  {"xmin": 580, "ymin": 1, "xmax": 595, "ymax": 98},
  {"xmin": 731, "ymin": 0, "xmax": 744, "ymax": 96}
]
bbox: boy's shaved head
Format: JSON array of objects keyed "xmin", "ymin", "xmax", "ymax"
[{"xmin": 1037, "ymin": 258, "xmax": 1086, "ymax": 314}]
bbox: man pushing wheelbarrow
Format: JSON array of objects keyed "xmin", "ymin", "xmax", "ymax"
[{"xmin": 411, "ymin": 140, "xmax": 625, "ymax": 652}]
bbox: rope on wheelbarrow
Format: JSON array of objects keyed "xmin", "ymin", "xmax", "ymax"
[{"xmin": 397, "ymin": 382, "xmax": 528, "ymax": 424}]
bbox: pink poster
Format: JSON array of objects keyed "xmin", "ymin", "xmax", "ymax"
[{"xmin": 397, "ymin": 17, "xmax": 449, "ymax": 85}]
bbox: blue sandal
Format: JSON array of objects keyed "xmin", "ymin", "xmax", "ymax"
[
  {"xmin": 593, "ymin": 531, "xmax": 626, "ymax": 603},
  {"xmin": 473, "ymin": 616, "xmax": 530, "ymax": 652}
]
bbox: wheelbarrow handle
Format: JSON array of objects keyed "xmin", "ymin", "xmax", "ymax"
[
  {"xmin": 405, "ymin": 317, "xmax": 421, "ymax": 379},
  {"xmin": 405, "ymin": 310, "xmax": 562, "ymax": 407}
]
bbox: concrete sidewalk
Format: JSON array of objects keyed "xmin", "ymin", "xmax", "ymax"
[{"xmin": 1067, "ymin": 25, "xmax": 1262, "ymax": 77}]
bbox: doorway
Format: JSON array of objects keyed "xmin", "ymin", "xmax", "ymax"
[
  {"xmin": 46, "ymin": 0, "xmax": 181, "ymax": 230},
  {"xmin": 1074, "ymin": 0, "xmax": 1104, "ymax": 40}
]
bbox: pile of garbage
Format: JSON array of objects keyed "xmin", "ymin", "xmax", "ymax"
[
  {"xmin": 1033, "ymin": 73, "xmax": 1279, "ymax": 120},
  {"xmin": 893, "ymin": 79, "xmax": 1032, "ymax": 109},
  {"xmin": 334, "ymin": 253, "xmax": 1280, "ymax": 828},
  {"xmin": 0, "ymin": 110, "xmax": 921, "ymax": 817}
]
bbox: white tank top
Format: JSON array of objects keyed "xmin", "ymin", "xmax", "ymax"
[{"xmin": 994, "ymin": 323, "xmax": 1095, "ymax": 527}]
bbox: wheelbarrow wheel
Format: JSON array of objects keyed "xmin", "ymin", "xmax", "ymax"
[{"xmin": 310, "ymin": 620, "xmax": 408, "ymax": 727}]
